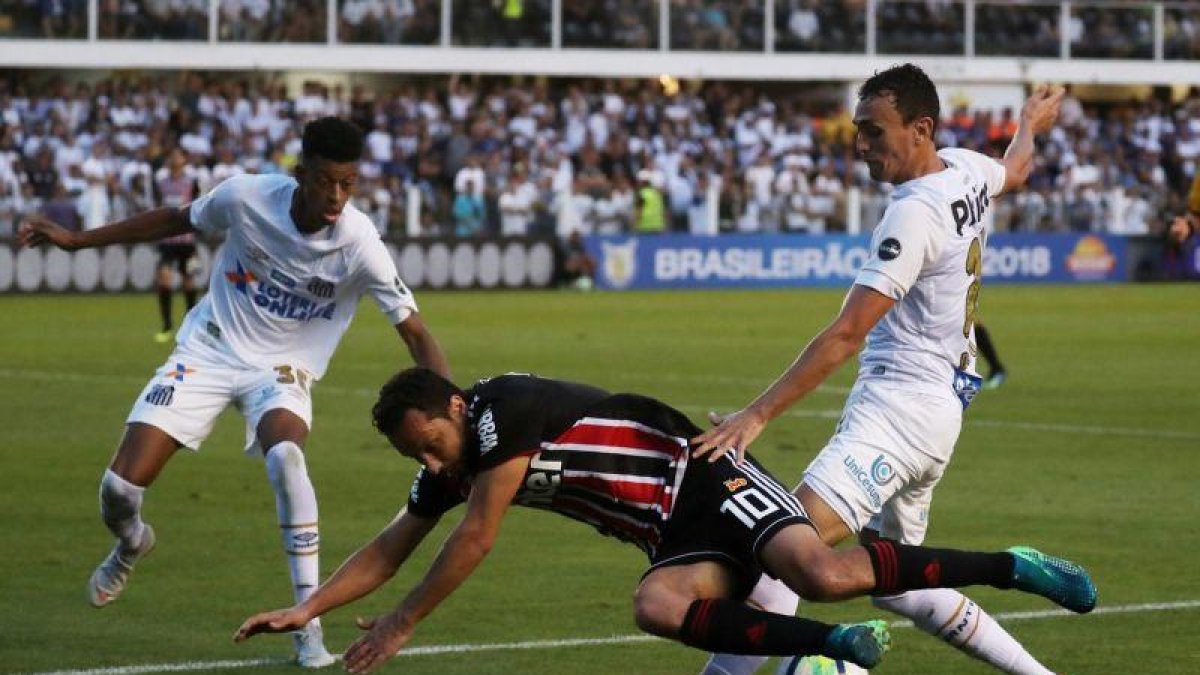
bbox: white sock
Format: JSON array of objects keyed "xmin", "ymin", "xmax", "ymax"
[
  {"xmin": 701, "ymin": 575, "xmax": 801, "ymax": 675},
  {"xmin": 873, "ymin": 590, "xmax": 1055, "ymax": 675},
  {"xmin": 265, "ymin": 441, "xmax": 320, "ymax": 604},
  {"xmin": 99, "ymin": 469, "xmax": 147, "ymax": 550}
]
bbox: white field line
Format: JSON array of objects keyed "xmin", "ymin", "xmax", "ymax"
[
  {"xmin": 2, "ymin": 368, "xmax": 1198, "ymax": 443},
  {"xmin": 18, "ymin": 600, "xmax": 1200, "ymax": 675}
]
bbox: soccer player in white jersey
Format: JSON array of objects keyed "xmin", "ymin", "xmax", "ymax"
[
  {"xmin": 692, "ymin": 65, "xmax": 1075, "ymax": 675},
  {"xmin": 18, "ymin": 117, "xmax": 450, "ymax": 668}
]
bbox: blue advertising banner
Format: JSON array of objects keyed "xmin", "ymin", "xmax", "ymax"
[{"xmin": 583, "ymin": 233, "xmax": 1127, "ymax": 290}]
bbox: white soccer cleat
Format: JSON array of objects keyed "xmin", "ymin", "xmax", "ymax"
[
  {"xmin": 293, "ymin": 620, "xmax": 337, "ymax": 669},
  {"xmin": 87, "ymin": 524, "xmax": 156, "ymax": 608}
]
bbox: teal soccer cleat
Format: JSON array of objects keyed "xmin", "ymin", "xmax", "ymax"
[
  {"xmin": 822, "ymin": 619, "xmax": 890, "ymax": 669},
  {"xmin": 1008, "ymin": 546, "xmax": 1097, "ymax": 614}
]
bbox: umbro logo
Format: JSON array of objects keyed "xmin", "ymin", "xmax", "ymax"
[{"xmin": 307, "ymin": 277, "xmax": 335, "ymax": 298}]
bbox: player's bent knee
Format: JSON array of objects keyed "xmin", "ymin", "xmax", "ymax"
[
  {"xmin": 265, "ymin": 441, "xmax": 309, "ymax": 492},
  {"xmin": 632, "ymin": 585, "xmax": 689, "ymax": 637}
]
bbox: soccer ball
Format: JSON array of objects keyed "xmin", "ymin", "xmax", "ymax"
[{"xmin": 777, "ymin": 655, "xmax": 869, "ymax": 675}]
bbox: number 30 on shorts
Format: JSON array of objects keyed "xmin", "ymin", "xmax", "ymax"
[
  {"xmin": 273, "ymin": 365, "xmax": 312, "ymax": 393},
  {"xmin": 720, "ymin": 488, "xmax": 779, "ymax": 528}
]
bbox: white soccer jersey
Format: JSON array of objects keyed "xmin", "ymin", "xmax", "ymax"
[
  {"xmin": 854, "ymin": 147, "xmax": 1006, "ymax": 392},
  {"xmin": 175, "ymin": 173, "xmax": 417, "ymax": 378}
]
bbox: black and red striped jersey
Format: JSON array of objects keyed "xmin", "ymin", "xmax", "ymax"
[{"xmin": 405, "ymin": 374, "xmax": 697, "ymax": 555}]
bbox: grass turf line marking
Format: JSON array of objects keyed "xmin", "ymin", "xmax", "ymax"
[
  {"xmin": 21, "ymin": 600, "xmax": 1200, "ymax": 675},
  {"xmin": 4, "ymin": 368, "xmax": 1198, "ymax": 443}
]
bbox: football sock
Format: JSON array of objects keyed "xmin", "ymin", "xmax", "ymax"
[
  {"xmin": 99, "ymin": 469, "xmax": 147, "ymax": 550},
  {"xmin": 703, "ymin": 575, "xmax": 800, "ymax": 674},
  {"xmin": 157, "ymin": 289, "xmax": 172, "ymax": 331},
  {"xmin": 679, "ymin": 598, "xmax": 832, "ymax": 656},
  {"xmin": 975, "ymin": 324, "xmax": 1005, "ymax": 375},
  {"xmin": 265, "ymin": 441, "xmax": 320, "ymax": 604},
  {"xmin": 873, "ymin": 590, "xmax": 1053, "ymax": 675},
  {"xmin": 183, "ymin": 289, "xmax": 197, "ymax": 311},
  {"xmin": 866, "ymin": 540, "xmax": 1014, "ymax": 595}
]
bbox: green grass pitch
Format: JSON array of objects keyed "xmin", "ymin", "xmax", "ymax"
[{"xmin": 2, "ymin": 284, "xmax": 1198, "ymax": 674}]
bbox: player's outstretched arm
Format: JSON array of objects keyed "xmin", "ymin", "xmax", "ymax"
[
  {"xmin": 395, "ymin": 313, "xmax": 451, "ymax": 380},
  {"xmin": 1001, "ymin": 85, "xmax": 1064, "ymax": 195},
  {"xmin": 233, "ymin": 509, "xmax": 440, "ymax": 643},
  {"xmin": 17, "ymin": 206, "xmax": 193, "ymax": 251},
  {"xmin": 341, "ymin": 458, "xmax": 526, "ymax": 674},
  {"xmin": 691, "ymin": 285, "xmax": 894, "ymax": 463}
]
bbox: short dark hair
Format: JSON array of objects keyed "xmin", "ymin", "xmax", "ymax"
[
  {"xmin": 372, "ymin": 368, "xmax": 465, "ymax": 436},
  {"xmin": 858, "ymin": 63, "xmax": 940, "ymax": 131},
  {"xmin": 302, "ymin": 116, "xmax": 364, "ymax": 163}
]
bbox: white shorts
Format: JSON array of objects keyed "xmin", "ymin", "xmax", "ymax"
[
  {"xmin": 803, "ymin": 378, "xmax": 961, "ymax": 544},
  {"xmin": 126, "ymin": 349, "xmax": 314, "ymax": 455}
]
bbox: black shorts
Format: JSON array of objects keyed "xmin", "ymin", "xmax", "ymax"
[
  {"xmin": 157, "ymin": 243, "xmax": 197, "ymax": 276},
  {"xmin": 647, "ymin": 453, "xmax": 810, "ymax": 600}
]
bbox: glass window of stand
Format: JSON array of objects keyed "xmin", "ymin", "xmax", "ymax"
[
  {"xmin": 1069, "ymin": 1, "xmax": 1154, "ymax": 59},
  {"xmin": 876, "ymin": 0, "xmax": 965, "ymax": 56},
  {"xmin": 337, "ymin": 0, "xmax": 440, "ymax": 45},
  {"xmin": 669, "ymin": 0, "xmax": 765, "ymax": 52},
  {"xmin": 563, "ymin": 0, "xmax": 659, "ymax": 49},
  {"xmin": 218, "ymin": 0, "xmax": 328, "ymax": 43},
  {"xmin": 452, "ymin": 0, "xmax": 552, "ymax": 47},
  {"xmin": 100, "ymin": 0, "xmax": 210, "ymax": 41},
  {"xmin": 975, "ymin": 1, "xmax": 1059, "ymax": 57},
  {"xmin": 774, "ymin": 0, "xmax": 865, "ymax": 54}
]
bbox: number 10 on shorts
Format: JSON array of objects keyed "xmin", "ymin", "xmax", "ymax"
[{"xmin": 720, "ymin": 488, "xmax": 779, "ymax": 528}]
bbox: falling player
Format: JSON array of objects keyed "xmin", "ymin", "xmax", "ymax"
[
  {"xmin": 234, "ymin": 368, "xmax": 1095, "ymax": 675},
  {"xmin": 18, "ymin": 116, "xmax": 450, "ymax": 668}
]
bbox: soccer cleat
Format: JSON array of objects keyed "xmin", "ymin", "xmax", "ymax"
[
  {"xmin": 821, "ymin": 619, "xmax": 890, "ymax": 669},
  {"xmin": 87, "ymin": 524, "xmax": 156, "ymax": 608},
  {"xmin": 1008, "ymin": 546, "xmax": 1097, "ymax": 614},
  {"xmin": 293, "ymin": 620, "xmax": 337, "ymax": 668},
  {"xmin": 984, "ymin": 370, "xmax": 1007, "ymax": 390},
  {"xmin": 153, "ymin": 330, "xmax": 173, "ymax": 344}
]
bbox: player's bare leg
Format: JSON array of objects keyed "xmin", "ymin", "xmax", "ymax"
[
  {"xmin": 258, "ymin": 409, "xmax": 334, "ymax": 668},
  {"xmin": 88, "ymin": 423, "xmax": 178, "ymax": 607},
  {"xmin": 636, "ymin": 561, "xmax": 889, "ymax": 669}
]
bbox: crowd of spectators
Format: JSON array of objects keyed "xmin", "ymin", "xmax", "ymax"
[
  {"xmin": 0, "ymin": 71, "xmax": 1196, "ymax": 242},
  {"xmin": 99, "ymin": 0, "xmax": 207, "ymax": 41},
  {"xmin": 339, "ymin": 0, "xmax": 440, "ymax": 45}
]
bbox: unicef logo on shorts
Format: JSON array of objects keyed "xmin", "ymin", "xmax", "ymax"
[{"xmin": 870, "ymin": 455, "xmax": 896, "ymax": 485}]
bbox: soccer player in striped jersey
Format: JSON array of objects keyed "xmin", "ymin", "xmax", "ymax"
[{"xmin": 234, "ymin": 369, "xmax": 1094, "ymax": 674}]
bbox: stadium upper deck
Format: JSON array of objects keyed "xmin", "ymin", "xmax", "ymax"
[{"xmin": 1, "ymin": 1, "xmax": 1197, "ymax": 83}]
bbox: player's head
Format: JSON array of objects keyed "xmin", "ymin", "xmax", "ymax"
[
  {"xmin": 854, "ymin": 63, "xmax": 941, "ymax": 183},
  {"xmin": 373, "ymin": 368, "xmax": 469, "ymax": 477},
  {"xmin": 293, "ymin": 116, "xmax": 364, "ymax": 231}
]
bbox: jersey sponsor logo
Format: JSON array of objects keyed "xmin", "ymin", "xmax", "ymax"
[
  {"xmin": 476, "ymin": 408, "xmax": 499, "ymax": 456},
  {"xmin": 225, "ymin": 261, "xmax": 258, "ymax": 294},
  {"xmin": 144, "ymin": 384, "xmax": 174, "ymax": 406},
  {"xmin": 870, "ymin": 455, "xmax": 896, "ymax": 485},
  {"xmin": 307, "ymin": 277, "xmax": 335, "ymax": 299},
  {"xmin": 270, "ymin": 269, "xmax": 297, "ymax": 288},
  {"xmin": 878, "ymin": 238, "xmax": 902, "ymax": 261},
  {"xmin": 523, "ymin": 452, "xmax": 562, "ymax": 504},
  {"xmin": 951, "ymin": 185, "xmax": 991, "ymax": 235},
  {"xmin": 842, "ymin": 454, "xmax": 883, "ymax": 508}
]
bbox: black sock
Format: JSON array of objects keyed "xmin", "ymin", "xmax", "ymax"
[
  {"xmin": 865, "ymin": 540, "xmax": 1015, "ymax": 595},
  {"xmin": 975, "ymin": 324, "xmax": 1004, "ymax": 375},
  {"xmin": 158, "ymin": 289, "xmax": 172, "ymax": 331},
  {"xmin": 184, "ymin": 289, "xmax": 197, "ymax": 311},
  {"xmin": 678, "ymin": 598, "xmax": 833, "ymax": 656}
]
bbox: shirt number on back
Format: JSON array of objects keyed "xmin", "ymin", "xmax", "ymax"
[{"xmin": 959, "ymin": 237, "xmax": 982, "ymax": 369}]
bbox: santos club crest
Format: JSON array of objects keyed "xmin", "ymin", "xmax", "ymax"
[{"xmin": 601, "ymin": 239, "xmax": 638, "ymax": 289}]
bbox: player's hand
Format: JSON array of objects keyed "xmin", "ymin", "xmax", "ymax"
[
  {"xmin": 1020, "ymin": 84, "xmax": 1065, "ymax": 135},
  {"xmin": 689, "ymin": 407, "xmax": 768, "ymax": 464},
  {"xmin": 17, "ymin": 214, "xmax": 82, "ymax": 251},
  {"xmin": 232, "ymin": 607, "xmax": 310, "ymax": 642},
  {"xmin": 1169, "ymin": 215, "xmax": 1194, "ymax": 243},
  {"xmin": 343, "ymin": 612, "xmax": 413, "ymax": 674}
]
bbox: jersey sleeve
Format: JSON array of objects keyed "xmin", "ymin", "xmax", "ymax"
[
  {"xmin": 855, "ymin": 199, "xmax": 943, "ymax": 300},
  {"xmin": 406, "ymin": 466, "xmax": 466, "ymax": 518},
  {"xmin": 967, "ymin": 149, "xmax": 1007, "ymax": 197},
  {"xmin": 359, "ymin": 235, "xmax": 419, "ymax": 325},
  {"xmin": 187, "ymin": 174, "xmax": 240, "ymax": 235}
]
